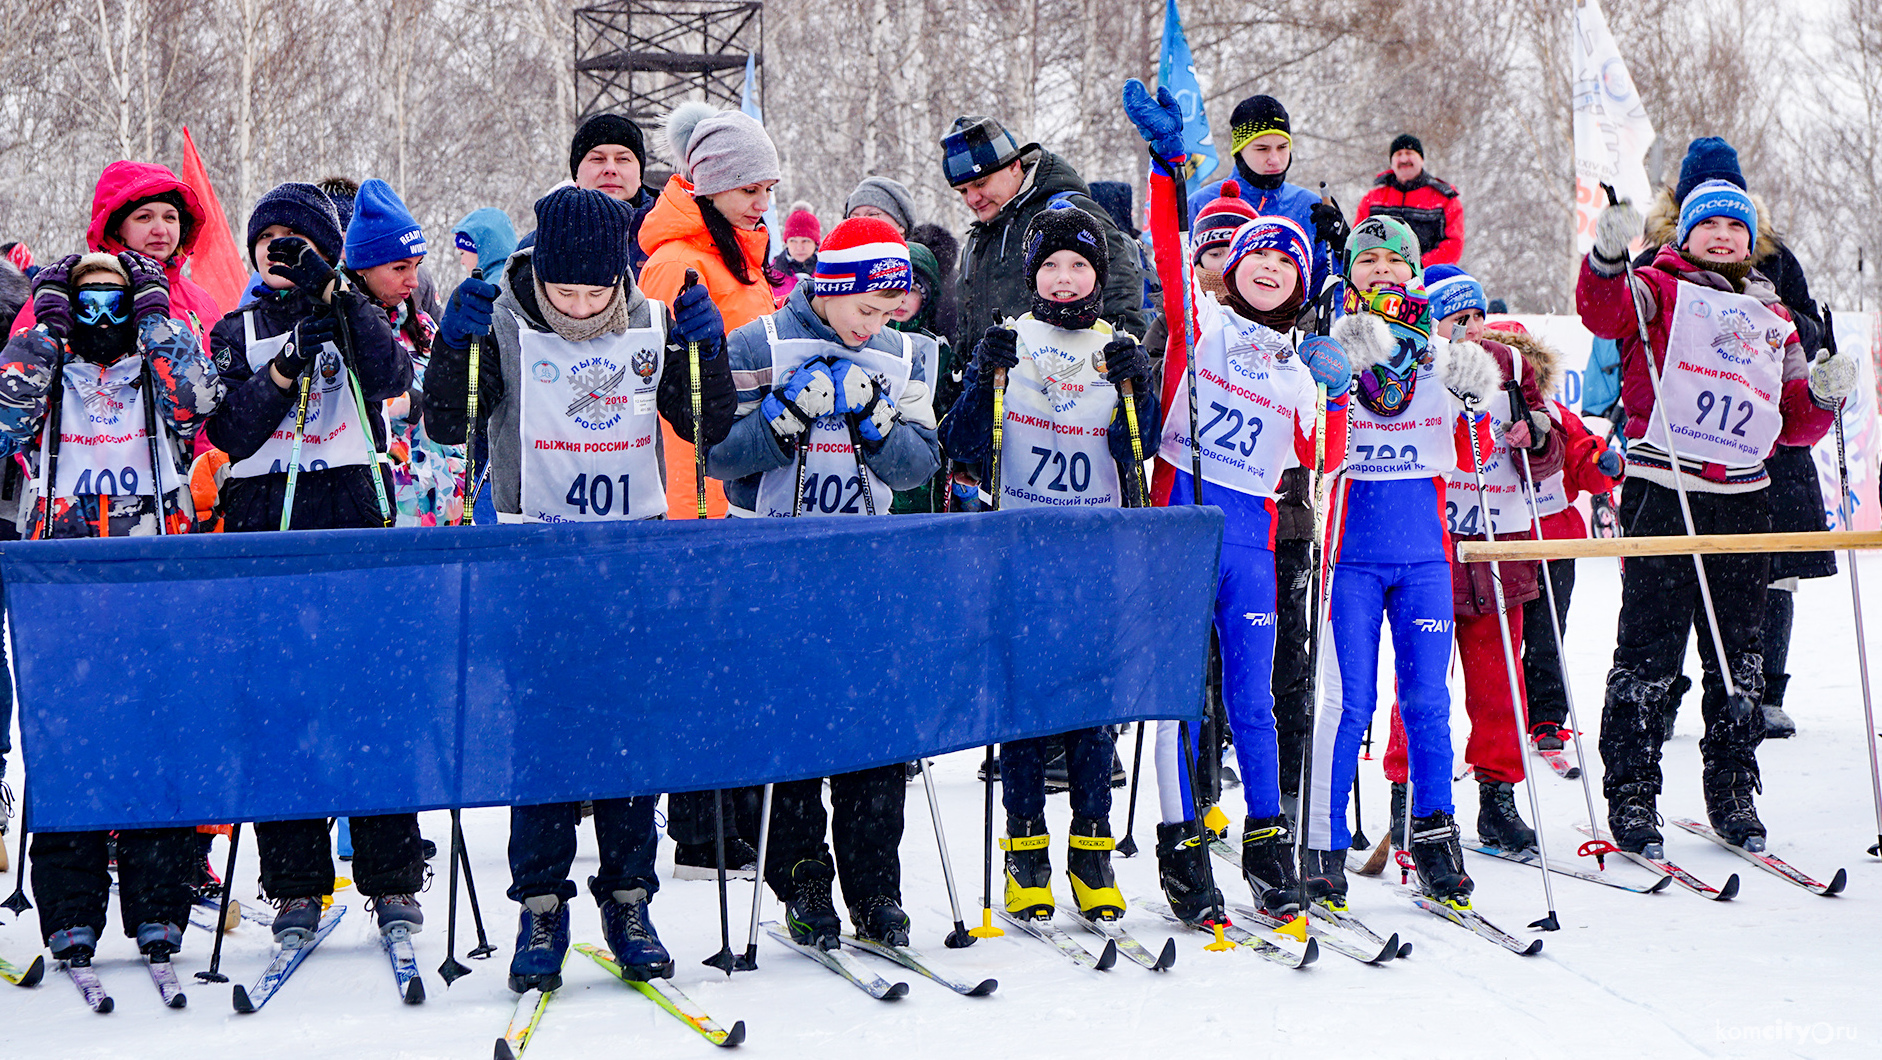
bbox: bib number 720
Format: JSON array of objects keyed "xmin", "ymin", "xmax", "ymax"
[
  {"xmin": 1694, "ymin": 389, "xmax": 1753, "ymax": 437},
  {"xmin": 1027, "ymin": 446, "xmax": 1092, "ymax": 493},
  {"xmin": 565, "ymin": 472, "xmax": 629, "ymax": 515}
]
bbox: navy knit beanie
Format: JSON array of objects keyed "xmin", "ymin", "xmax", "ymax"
[
  {"xmin": 532, "ymin": 186, "xmax": 631, "ymax": 287},
  {"xmin": 1676, "ymin": 137, "xmax": 1745, "ymax": 201},
  {"xmin": 344, "ymin": 179, "xmax": 426, "ymax": 270},
  {"xmin": 247, "ymin": 182, "xmax": 344, "ymax": 269},
  {"xmin": 569, "ymin": 113, "xmax": 646, "ymax": 180}
]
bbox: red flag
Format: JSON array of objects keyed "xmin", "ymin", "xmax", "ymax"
[{"xmin": 176, "ymin": 126, "xmax": 248, "ymax": 316}]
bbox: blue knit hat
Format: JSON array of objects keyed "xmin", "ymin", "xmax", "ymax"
[
  {"xmin": 1224, "ymin": 215, "xmax": 1312, "ymax": 291},
  {"xmin": 1676, "ymin": 179, "xmax": 1757, "ymax": 249},
  {"xmin": 454, "ymin": 207, "xmax": 518, "ymax": 279},
  {"xmin": 940, "ymin": 115, "xmax": 1036, "ymax": 187},
  {"xmin": 1423, "ymin": 264, "xmax": 1486, "ymax": 321},
  {"xmin": 344, "ymin": 179, "xmax": 426, "ymax": 270},
  {"xmin": 1676, "ymin": 137, "xmax": 1745, "ymax": 201},
  {"xmin": 247, "ymin": 182, "xmax": 343, "ymax": 269},
  {"xmin": 532, "ymin": 186, "xmax": 631, "ymax": 287}
]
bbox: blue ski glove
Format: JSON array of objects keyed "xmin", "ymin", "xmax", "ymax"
[
  {"xmin": 762, "ymin": 358, "xmax": 838, "ymax": 442},
  {"xmin": 1122, "ymin": 79, "xmax": 1187, "ymax": 164},
  {"xmin": 439, "ymin": 276, "xmax": 499, "ymax": 349},
  {"xmin": 1297, "ymin": 335, "xmax": 1353, "ymax": 397},
  {"xmin": 672, "ymin": 283, "xmax": 726, "ymax": 351},
  {"xmin": 1596, "ymin": 446, "xmax": 1624, "ymax": 479},
  {"xmin": 830, "ymin": 359, "xmax": 898, "ymax": 446},
  {"xmin": 265, "ymin": 236, "xmax": 337, "ymax": 299}
]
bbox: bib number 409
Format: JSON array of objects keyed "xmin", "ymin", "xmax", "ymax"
[
  {"xmin": 565, "ymin": 472, "xmax": 629, "ymax": 516},
  {"xmin": 68, "ymin": 467, "xmax": 142, "ymax": 495}
]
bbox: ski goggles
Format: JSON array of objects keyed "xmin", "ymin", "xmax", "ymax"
[
  {"xmin": 74, "ymin": 285, "xmax": 130, "ymax": 327},
  {"xmin": 1342, "ymin": 282, "xmax": 1429, "ymax": 337}
]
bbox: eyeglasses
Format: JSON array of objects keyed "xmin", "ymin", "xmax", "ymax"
[{"xmin": 74, "ymin": 285, "xmax": 129, "ymax": 327}]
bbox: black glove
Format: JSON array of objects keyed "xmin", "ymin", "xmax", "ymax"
[
  {"xmin": 30, "ymin": 255, "xmax": 79, "ymax": 339},
  {"xmin": 973, "ymin": 325, "xmax": 1019, "ymax": 376},
  {"xmin": 1309, "ymin": 200, "xmax": 1350, "ymax": 256},
  {"xmin": 274, "ymin": 312, "xmax": 338, "ymax": 383},
  {"xmin": 266, "ymin": 236, "xmax": 337, "ymax": 299},
  {"xmin": 1102, "ymin": 336, "xmax": 1150, "ymax": 389}
]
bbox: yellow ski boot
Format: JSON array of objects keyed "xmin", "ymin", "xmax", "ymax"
[
  {"xmin": 1001, "ymin": 817, "xmax": 1055, "ymax": 918},
  {"xmin": 1067, "ymin": 816, "xmax": 1126, "ymax": 921}
]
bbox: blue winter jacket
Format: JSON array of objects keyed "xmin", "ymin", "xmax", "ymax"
[
  {"xmin": 1188, "ymin": 177, "xmax": 1331, "ymax": 300},
  {"xmin": 707, "ymin": 285, "xmax": 941, "ymax": 513}
]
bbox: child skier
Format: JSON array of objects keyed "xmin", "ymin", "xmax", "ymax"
[
  {"xmin": 937, "ymin": 201, "xmax": 1159, "ymax": 924},
  {"xmin": 1579, "ymin": 186, "xmax": 1850, "ymax": 852},
  {"xmin": 1125, "ymin": 82, "xmax": 1351, "ymax": 919},
  {"xmin": 1301, "ymin": 214, "xmax": 1500, "ymax": 906},
  {"xmin": 204, "ymin": 182, "xmax": 421, "ymax": 943},
  {"xmin": 423, "ymin": 185, "xmax": 733, "ymax": 988},
  {"xmin": 0, "ymin": 251, "xmax": 220, "ymax": 966},
  {"xmin": 705, "ymin": 216, "xmax": 939, "ymax": 947}
]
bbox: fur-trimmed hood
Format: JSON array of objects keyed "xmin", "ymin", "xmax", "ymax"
[
  {"xmin": 1486, "ymin": 327, "xmax": 1562, "ymax": 407},
  {"xmin": 1642, "ymin": 184, "xmax": 1780, "ymax": 265}
]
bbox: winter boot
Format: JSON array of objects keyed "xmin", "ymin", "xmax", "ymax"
[
  {"xmin": 1301, "ymin": 848, "xmax": 1348, "ymax": 906},
  {"xmin": 1153, "ymin": 820, "xmax": 1222, "ymax": 925},
  {"xmin": 1241, "ymin": 815, "xmax": 1302, "ymax": 915},
  {"xmin": 1388, "ymin": 782, "xmax": 1408, "ymax": 847},
  {"xmin": 189, "ymin": 831, "xmax": 221, "ymax": 902},
  {"xmin": 1477, "ymin": 781, "xmax": 1538, "ymax": 852},
  {"xmin": 849, "ymin": 896, "xmax": 911, "ymax": 947},
  {"xmin": 672, "ymin": 837, "xmax": 758, "ymax": 882},
  {"xmin": 270, "ymin": 895, "xmax": 325, "ymax": 947},
  {"xmin": 600, "ymin": 886, "xmax": 674, "ymax": 980},
  {"xmin": 1000, "ymin": 816, "xmax": 1054, "ymax": 918},
  {"xmin": 1704, "ymin": 766, "xmax": 1767, "ymax": 852},
  {"xmin": 1408, "ymin": 812, "xmax": 1475, "ymax": 905},
  {"xmin": 1607, "ymin": 782, "xmax": 1664, "ymax": 858},
  {"xmin": 136, "ymin": 921, "xmax": 183, "ymax": 961},
  {"xmin": 1761, "ymin": 674, "xmax": 1796, "ymax": 739},
  {"xmin": 48, "ymin": 925, "xmax": 98, "ymax": 965},
  {"xmin": 508, "ymin": 894, "xmax": 571, "ymax": 992},
  {"xmin": 783, "ymin": 858, "xmax": 842, "ymax": 950},
  {"xmin": 370, "ymin": 893, "xmax": 424, "ymax": 937},
  {"xmin": 1066, "ymin": 816, "xmax": 1126, "ymax": 920}
]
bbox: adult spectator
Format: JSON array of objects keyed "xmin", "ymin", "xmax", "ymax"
[
  {"xmin": 940, "ymin": 115, "xmax": 1146, "ymax": 342},
  {"xmin": 844, "ymin": 176, "xmax": 917, "ymax": 235},
  {"xmin": 1356, "ymin": 133, "xmax": 1463, "ymax": 266},
  {"xmin": 517, "ymin": 113, "xmax": 658, "ymax": 279}
]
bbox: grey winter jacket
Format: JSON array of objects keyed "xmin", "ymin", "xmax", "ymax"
[
  {"xmin": 708, "ymin": 284, "xmax": 940, "ymax": 513},
  {"xmin": 956, "ymin": 148, "xmax": 1148, "ymax": 350}
]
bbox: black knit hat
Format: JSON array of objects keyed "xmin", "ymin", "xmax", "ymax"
[
  {"xmin": 247, "ymin": 182, "xmax": 344, "ymax": 269},
  {"xmin": 1023, "ymin": 201, "xmax": 1109, "ymax": 292},
  {"xmin": 1389, "ymin": 133, "xmax": 1424, "ymax": 158},
  {"xmin": 533, "ymin": 186, "xmax": 631, "ymax": 287},
  {"xmin": 1230, "ymin": 95, "xmax": 1291, "ymax": 155},
  {"xmin": 569, "ymin": 114, "xmax": 647, "ymax": 180}
]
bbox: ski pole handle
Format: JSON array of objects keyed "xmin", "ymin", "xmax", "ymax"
[
  {"xmin": 461, "ymin": 267, "xmax": 484, "ymax": 527},
  {"xmin": 682, "ymin": 268, "xmax": 707, "ymax": 519},
  {"xmin": 1118, "ymin": 379, "xmax": 1147, "ymax": 507},
  {"xmin": 989, "ymin": 367, "xmax": 1007, "ymax": 511}
]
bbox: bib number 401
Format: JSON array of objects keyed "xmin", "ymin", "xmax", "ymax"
[{"xmin": 565, "ymin": 472, "xmax": 629, "ymax": 515}]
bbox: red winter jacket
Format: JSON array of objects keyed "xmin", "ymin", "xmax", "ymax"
[
  {"xmin": 1539, "ymin": 401, "xmax": 1623, "ymax": 541},
  {"xmin": 1448, "ymin": 338, "xmax": 1563, "ymax": 616},
  {"xmin": 10, "ymin": 161, "xmax": 225, "ymax": 345},
  {"xmin": 1356, "ymin": 171, "xmax": 1463, "ymax": 266}
]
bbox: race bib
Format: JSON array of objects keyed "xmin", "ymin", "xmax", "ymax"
[
  {"xmin": 49, "ymin": 357, "xmax": 178, "ymax": 498},
  {"xmin": 227, "ymin": 310, "xmax": 372, "ymax": 478},
  {"xmin": 1444, "ymin": 345, "xmax": 1533, "ymax": 536},
  {"xmin": 517, "ymin": 317, "xmax": 668, "ymax": 522},
  {"xmin": 1649, "ymin": 283, "xmax": 1788, "ymax": 465},
  {"xmin": 1342, "ymin": 359, "xmax": 1457, "ymax": 480},
  {"xmin": 1158, "ymin": 299, "xmax": 1313, "ymax": 497},
  {"xmin": 753, "ymin": 320, "xmax": 912, "ymax": 517},
  {"xmin": 1000, "ymin": 316, "xmax": 1122, "ymax": 509}
]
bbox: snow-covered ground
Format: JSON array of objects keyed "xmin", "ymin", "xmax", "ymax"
[{"xmin": 2, "ymin": 556, "xmax": 1876, "ymax": 1059}]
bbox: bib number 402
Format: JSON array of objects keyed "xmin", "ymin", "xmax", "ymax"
[{"xmin": 565, "ymin": 472, "xmax": 629, "ymax": 515}]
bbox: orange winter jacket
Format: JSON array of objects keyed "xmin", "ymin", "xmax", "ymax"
[{"xmin": 638, "ymin": 176, "xmax": 779, "ymax": 518}]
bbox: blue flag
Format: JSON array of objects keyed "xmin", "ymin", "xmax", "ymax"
[
  {"xmin": 740, "ymin": 53, "xmax": 782, "ymax": 257},
  {"xmin": 1157, "ymin": 0, "xmax": 1217, "ymax": 197}
]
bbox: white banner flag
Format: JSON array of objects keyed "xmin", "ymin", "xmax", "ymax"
[{"xmin": 1572, "ymin": 0, "xmax": 1656, "ymax": 253}]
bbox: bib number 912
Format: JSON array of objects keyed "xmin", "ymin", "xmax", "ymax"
[
  {"xmin": 565, "ymin": 472, "xmax": 629, "ymax": 516},
  {"xmin": 1694, "ymin": 389, "xmax": 1753, "ymax": 437}
]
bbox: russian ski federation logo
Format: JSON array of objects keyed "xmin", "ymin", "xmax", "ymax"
[
  {"xmin": 565, "ymin": 356, "xmax": 627, "ymax": 430},
  {"xmin": 72, "ymin": 373, "xmax": 128, "ymax": 427},
  {"xmin": 631, "ymin": 346, "xmax": 658, "ymax": 384}
]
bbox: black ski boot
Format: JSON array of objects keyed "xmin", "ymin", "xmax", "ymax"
[
  {"xmin": 1528, "ymin": 721, "xmax": 1568, "ymax": 752},
  {"xmin": 1607, "ymin": 782, "xmax": 1664, "ymax": 858},
  {"xmin": 1001, "ymin": 815, "xmax": 1054, "ymax": 918},
  {"xmin": 48, "ymin": 925, "xmax": 98, "ymax": 965},
  {"xmin": 1240, "ymin": 815, "xmax": 1301, "ymax": 915},
  {"xmin": 600, "ymin": 886, "xmax": 673, "ymax": 981},
  {"xmin": 1477, "ymin": 780, "xmax": 1538, "ymax": 851},
  {"xmin": 1388, "ymin": 781, "xmax": 1408, "ymax": 846},
  {"xmin": 1067, "ymin": 816, "xmax": 1125, "ymax": 920},
  {"xmin": 509, "ymin": 894, "xmax": 570, "ymax": 992},
  {"xmin": 136, "ymin": 922, "xmax": 183, "ymax": 960},
  {"xmin": 1301, "ymin": 848, "xmax": 1348, "ymax": 906},
  {"xmin": 1705, "ymin": 766, "xmax": 1767, "ymax": 851},
  {"xmin": 783, "ymin": 858, "xmax": 842, "ymax": 950},
  {"xmin": 1153, "ymin": 820, "xmax": 1222, "ymax": 925},
  {"xmin": 849, "ymin": 896, "xmax": 911, "ymax": 947},
  {"xmin": 1408, "ymin": 812, "xmax": 1474, "ymax": 904},
  {"xmin": 1761, "ymin": 674, "xmax": 1796, "ymax": 739}
]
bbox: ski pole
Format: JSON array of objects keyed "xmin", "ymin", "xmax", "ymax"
[
  {"xmin": 989, "ymin": 366, "xmax": 1008, "ymax": 510},
  {"xmin": 971, "ymin": 745, "xmax": 1002, "ymax": 938},
  {"xmin": 1, "ymin": 796, "xmax": 28, "ymax": 914},
  {"xmin": 459, "ymin": 267, "xmax": 484, "ymax": 526},
  {"xmin": 1460, "ymin": 396, "xmax": 1561, "ymax": 930},
  {"xmin": 1601, "ymin": 183, "xmax": 1749, "ymax": 721},
  {"xmin": 1821, "ymin": 307, "xmax": 1882, "ymax": 857},
  {"xmin": 454, "ymin": 813, "xmax": 495, "ymax": 958},
  {"xmin": 735, "ymin": 783, "xmax": 773, "ymax": 970},
  {"xmin": 140, "ymin": 355, "xmax": 170, "ymax": 535},
  {"xmin": 1119, "ymin": 378, "xmax": 1148, "ymax": 507},
  {"xmin": 1177, "ymin": 720, "xmax": 1233, "ymax": 950},
  {"xmin": 278, "ymin": 357, "xmax": 314, "ymax": 532},
  {"xmin": 194, "ymin": 822, "xmax": 241, "ymax": 982},
  {"xmin": 917, "ymin": 758, "xmax": 974, "ymax": 948},
  {"xmin": 681, "ymin": 268, "xmax": 709, "ymax": 519},
  {"xmin": 1294, "ymin": 383, "xmax": 1330, "ymax": 908},
  {"xmin": 35, "ymin": 342, "xmax": 68, "ymax": 540},
  {"xmin": 1504, "ymin": 376, "xmax": 1608, "ymax": 866},
  {"xmin": 438, "ymin": 809, "xmax": 470, "ymax": 984},
  {"xmin": 849, "ymin": 418, "xmax": 877, "ymax": 517},
  {"xmin": 1151, "ymin": 150, "xmax": 1205, "ymax": 501},
  {"xmin": 1116, "ymin": 721, "xmax": 1146, "ymax": 858},
  {"xmin": 702, "ymin": 789, "xmax": 737, "ymax": 973},
  {"xmin": 327, "ymin": 273, "xmax": 394, "ymax": 527}
]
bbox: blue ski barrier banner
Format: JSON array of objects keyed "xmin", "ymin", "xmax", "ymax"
[{"xmin": 2, "ymin": 506, "xmax": 1222, "ymax": 832}]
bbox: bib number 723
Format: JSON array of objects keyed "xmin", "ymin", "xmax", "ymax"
[
  {"xmin": 1198, "ymin": 401, "xmax": 1264, "ymax": 457},
  {"xmin": 1694, "ymin": 389, "xmax": 1752, "ymax": 437}
]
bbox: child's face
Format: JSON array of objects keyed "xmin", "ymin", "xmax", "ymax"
[
  {"xmin": 1684, "ymin": 216, "xmax": 1751, "ymax": 263},
  {"xmin": 1198, "ymin": 246, "xmax": 1231, "ymax": 274},
  {"xmin": 815, "ymin": 290, "xmax": 905, "ymax": 348},
  {"xmin": 458, "ymin": 248, "xmax": 480, "ymax": 275},
  {"xmin": 357, "ymin": 256, "xmax": 423, "ymax": 306},
  {"xmin": 1035, "ymin": 249, "xmax": 1096, "ymax": 302},
  {"xmin": 1238, "ymin": 133, "xmax": 1291, "ymax": 176},
  {"xmin": 1232, "ymin": 248, "xmax": 1300, "ymax": 312},
  {"xmin": 1350, "ymin": 248, "xmax": 1413, "ymax": 291},
  {"xmin": 254, "ymin": 224, "xmax": 312, "ymax": 289},
  {"xmin": 1440, "ymin": 308, "xmax": 1485, "ymax": 343},
  {"xmin": 544, "ymin": 281, "xmax": 615, "ymax": 320},
  {"xmin": 118, "ymin": 201, "xmax": 182, "ymax": 262},
  {"xmin": 890, "ymin": 286, "xmax": 924, "ymax": 323}
]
